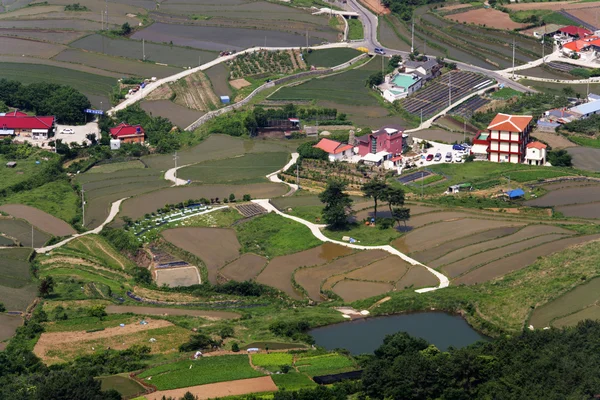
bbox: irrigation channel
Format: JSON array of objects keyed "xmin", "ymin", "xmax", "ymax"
[{"xmin": 310, "ymin": 312, "xmax": 487, "ymax": 354}]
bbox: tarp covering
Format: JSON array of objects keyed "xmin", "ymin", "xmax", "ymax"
[
  {"xmin": 313, "ymin": 370, "xmax": 363, "ymax": 385},
  {"xmin": 507, "ymin": 188, "xmax": 525, "ymax": 198}
]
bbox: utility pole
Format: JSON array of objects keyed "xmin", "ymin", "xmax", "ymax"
[
  {"xmin": 105, "ymin": 0, "xmax": 108, "ymax": 29},
  {"xmin": 199, "ymin": 55, "xmax": 201, "ymax": 66},
  {"xmin": 173, "ymin": 151, "xmax": 179, "ymax": 182},
  {"xmin": 101, "ymin": 10, "xmax": 103, "ymax": 30},
  {"xmin": 512, "ymin": 38, "xmax": 516, "ymax": 80},
  {"xmin": 463, "ymin": 116, "xmax": 466, "ymax": 144},
  {"xmin": 421, "ymin": 171, "xmax": 424, "ymax": 198},
  {"xmin": 81, "ymin": 188, "xmax": 85, "ymax": 227},
  {"xmin": 420, "ymin": 108, "xmax": 423, "ymax": 128},
  {"xmin": 587, "ymin": 79, "xmax": 590, "ymax": 98},
  {"xmin": 306, "ymin": 30, "xmax": 309, "ymax": 48},
  {"xmin": 143, "ymin": 38, "xmax": 145, "ymax": 61},
  {"xmin": 541, "ymin": 34, "xmax": 545, "ymax": 64},
  {"xmin": 448, "ymin": 72, "xmax": 452, "ymax": 107},
  {"xmin": 381, "ymin": 54, "xmax": 384, "ymax": 78},
  {"xmin": 31, "ymin": 225, "xmax": 34, "ymax": 248},
  {"xmin": 424, "ymin": 39, "xmax": 426, "ymax": 56},
  {"xmin": 264, "ymin": 36, "xmax": 266, "ymax": 48},
  {"xmin": 411, "ymin": 19, "xmax": 414, "ymax": 53},
  {"xmin": 296, "ymin": 163, "xmax": 299, "ymax": 188}
]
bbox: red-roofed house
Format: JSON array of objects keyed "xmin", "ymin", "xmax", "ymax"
[
  {"xmin": 487, "ymin": 113, "xmax": 533, "ymax": 163},
  {"xmin": 109, "ymin": 122, "xmax": 145, "ymax": 144},
  {"xmin": 559, "ymin": 26, "xmax": 592, "ymax": 38},
  {"xmin": 313, "ymin": 138, "xmax": 354, "ymax": 162},
  {"xmin": 525, "ymin": 141, "xmax": 547, "ymax": 166},
  {"xmin": 0, "ymin": 112, "xmax": 55, "ymax": 140}
]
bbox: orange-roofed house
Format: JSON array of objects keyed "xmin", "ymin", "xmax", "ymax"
[
  {"xmin": 487, "ymin": 113, "xmax": 533, "ymax": 163},
  {"xmin": 525, "ymin": 141, "xmax": 547, "ymax": 166},
  {"xmin": 313, "ymin": 138, "xmax": 354, "ymax": 162}
]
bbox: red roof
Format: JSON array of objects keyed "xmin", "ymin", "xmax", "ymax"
[
  {"xmin": 1, "ymin": 110, "xmax": 28, "ymax": 117},
  {"xmin": 0, "ymin": 115, "xmax": 54, "ymax": 130},
  {"xmin": 559, "ymin": 26, "xmax": 592, "ymax": 37},
  {"xmin": 487, "ymin": 113, "xmax": 532, "ymax": 133},
  {"xmin": 313, "ymin": 138, "xmax": 353, "ymax": 155},
  {"xmin": 527, "ymin": 141, "xmax": 547, "ymax": 150},
  {"xmin": 563, "ymin": 40, "xmax": 588, "ymax": 52},
  {"xmin": 390, "ymin": 155, "xmax": 402, "ymax": 162},
  {"xmin": 110, "ymin": 122, "xmax": 145, "ymax": 138}
]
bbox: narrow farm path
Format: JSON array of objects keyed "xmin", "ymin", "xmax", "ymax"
[
  {"xmin": 266, "ymin": 152, "xmax": 299, "ymax": 196},
  {"xmin": 252, "ymin": 199, "xmax": 450, "ymax": 293},
  {"xmin": 164, "ymin": 164, "xmax": 191, "ymax": 186}
]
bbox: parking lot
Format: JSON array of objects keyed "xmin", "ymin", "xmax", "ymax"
[
  {"xmin": 410, "ymin": 140, "xmax": 470, "ymax": 168},
  {"xmin": 55, "ymin": 122, "xmax": 100, "ymax": 146}
]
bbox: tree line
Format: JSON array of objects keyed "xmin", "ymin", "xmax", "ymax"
[{"xmin": 0, "ymin": 79, "xmax": 90, "ymax": 124}]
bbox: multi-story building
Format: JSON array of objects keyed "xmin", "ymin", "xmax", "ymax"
[
  {"xmin": 487, "ymin": 113, "xmax": 532, "ymax": 163},
  {"xmin": 356, "ymin": 124, "xmax": 404, "ymax": 157}
]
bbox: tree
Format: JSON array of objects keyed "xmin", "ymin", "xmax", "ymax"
[
  {"xmin": 243, "ymin": 194, "xmax": 251, "ymax": 201},
  {"xmin": 219, "ymin": 326, "xmax": 234, "ymax": 339},
  {"xmin": 319, "ymin": 180, "xmax": 353, "ymax": 229},
  {"xmin": 547, "ymin": 149, "xmax": 572, "ymax": 167},
  {"xmin": 0, "ymin": 302, "xmax": 5, "ymax": 312},
  {"xmin": 179, "ymin": 333, "xmax": 220, "ymax": 352},
  {"xmin": 366, "ymin": 71, "xmax": 384, "ymax": 87},
  {"xmin": 133, "ymin": 267, "xmax": 153, "ymax": 285},
  {"xmin": 388, "ymin": 55, "xmax": 402, "ymax": 72},
  {"xmin": 392, "ymin": 207, "xmax": 411, "ymax": 228},
  {"xmin": 181, "ymin": 392, "xmax": 197, "ymax": 400},
  {"xmin": 85, "ymin": 133, "xmax": 97, "ymax": 146},
  {"xmin": 0, "ymin": 100, "xmax": 8, "ymax": 113},
  {"xmin": 121, "ymin": 22, "xmax": 132, "ymax": 35},
  {"xmin": 361, "ymin": 179, "xmax": 389, "ymax": 221},
  {"xmin": 38, "ymin": 276, "xmax": 54, "ymax": 297},
  {"xmin": 297, "ymin": 141, "xmax": 327, "ymax": 160},
  {"xmin": 383, "ymin": 186, "xmax": 405, "ymax": 214},
  {"xmin": 562, "ymin": 86, "xmax": 576, "ymax": 97},
  {"xmin": 229, "ymin": 193, "xmax": 236, "ymax": 202},
  {"xmin": 231, "ymin": 342, "xmax": 240, "ymax": 352},
  {"xmin": 87, "ymin": 305, "xmax": 107, "ymax": 320}
]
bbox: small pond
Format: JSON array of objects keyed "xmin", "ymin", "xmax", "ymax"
[{"xmin": 310, "ymin": 312, "xmax": 486, "ymax": 354}]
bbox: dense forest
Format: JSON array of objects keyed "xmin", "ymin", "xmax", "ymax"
[{"xmin": 0, "ymin": 79, "xmax": 90, "ymax": 124}]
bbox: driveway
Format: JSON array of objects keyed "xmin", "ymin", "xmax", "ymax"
[{"xmin": 55, "ymin": 122, "xmax": 100, "ymax": 146}]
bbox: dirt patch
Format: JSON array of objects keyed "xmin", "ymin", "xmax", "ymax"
[
  {"xmin": 229, "ymin": 78, "xmax": 251, "ymax": 90},
  {"xmin": 220, "ymin": 253, "xmax": 267, "ymax": 282},
  {"xmin": 0, "ymin": 314, "xmax": 23, "ymax": 343},
  {"xmin": 455, "ymin": 234, "xmax": 600, "ymax": 285},
  {"xmin": 141, "ymin": 100, "xmax": 203, "ymax": 128},
  {"xmin": 394, "ymin": 217, "xmax": 522, "ymax": 253},
  {"xmin": 448, "ymin": 8, "xmax": 526, "ymax": 30},
  {"xmin": 295, "ymin": 250, "xmax": 388, "ymax": 302},
  {"xmin": 430, "ymin": 225, "xmax": 573, "ymax": 269},
  {"xmin": 527, "ymin": 184, "xmax": 600, "ymax": 207},
  {"xmin": 396, "ymin": 266, "xmax": 439, "ymax": 289},
  {"xmin": 345, "ymin": 256, "xmax": 410, "ymax": 282},
  {"xmin": 156, "ymin": 266, "xmax": 201, "ymax": 287},
  {"xmin": 257, "ymin": 243, "xmax": 353, "ymax": 299},
  {"xmin": 505, "ymin": 1, "xmax": 599, "ymax": 11},
  {"xmin": 146, "ymin": 376, "xmax": 277, "ymax": 400},
  {"xmin": 0, "ymin": 204, "xmax": 76, "ymax": 236},
  {"xmin": 444, "ymin": 233, "xmax": 569, "ymax": 278},
  {"xmin": 162, "ymin": 227, "xmax": 241, "ymax": 284},
  {"xmin": 413, "ymin": 129, "xmax": 473, "ymax": 143},
  {"xmin": 170, "ymin": 70, "xmax": 220, "ymax": 111},
  {"xmin": 567, "ymin": 147, "xmax": 600, "ymax": 172},
  {"xmin": 105, "ymin": 305, "xmax": 240, "ymax": 320},
  {"xmin": 411, "ymin": 226, "xmax": 522, "ymax": 264},
  {"xmin": 359, "ymin": 0, "xmax": 390, "ymax": 14},
  {"xmin": 333, "ymin": 280, "xmax": 394, "ymax": 302},
  {"xmin": 531, "ymin": 130, "xmax": 576, "ymax": 150}
]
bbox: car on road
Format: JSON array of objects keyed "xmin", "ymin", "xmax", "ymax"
[
  {"xmin": 61, "ymin": 128, "xmax": 74, "ymax": 134},
  {"xmin": 426, "ymin": 154, "xmax": 434, "ymax": 161},
  {"xmin": 434, "ymin": 153, "xmax": 442, "ymax": 162},
  {"xmin": 374, "ymin": 47, "xmax": 386, "ymax": 55},
  {"xmin": 445, "ymin": 152, "xmax": 453, "ymax": 162}
]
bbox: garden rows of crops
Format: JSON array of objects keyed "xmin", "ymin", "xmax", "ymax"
[
  {"xmin": 400, "ymin": 71, "xmax": 492, "ymax": 118},
  {"xmin": 228, "ymin": 50, "xmax": 307, "ymax": 79}
]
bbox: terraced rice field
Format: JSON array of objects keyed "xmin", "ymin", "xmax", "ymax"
[
  {"xmin": 257, "ymin": 243, "xmax": 353, "ymax": 299},
  {"xmin": 295, "ymin": 250, "xmax": 388, "ymax": 302},
  {"xmin": 220, "ymin": 253, "xmax": 267, "ymax": 282},
  {"xmin": 395, "ymin": 266, "xmax": 439, "ymax": 289},
  {"xmin": 0, "ymin": 247, "xmax": 36, "ymax": 311},
  {"xmin": 155, "ymin": 267, "xmax": 200, "ymax": 287},
  {"xmin": 0, "ymin": 28, "xmax": 86, "ymax": 44},
  {"xmin": 0, "ymin": 36, "xmax": 65, "ymax": 58},
  {"xmin": 0, "ymin": 218, "xmax": 50, "ymax": 247},
  {"xmin": 141, "ymin": 100, "xmax": 202, "ymax": 128},
  {"xmin": 0, "ymin": 314, "xmax": 23, "ymax": 350},
  {"xmin": 162, "ymin": 227, "xmax": 241, "ymax": 284},
  {"xmin": 333, "ymin": 280, "xmax": 393, "ymax": 302},
  {"xmin": 0, "ymin": 204, "xmax": 76, "ymax": 236}
]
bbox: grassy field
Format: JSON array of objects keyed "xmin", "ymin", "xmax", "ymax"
[
  {"xmin": 88, "ymin": 160, "xmax": 146, "ymax": 174},
  {"xmin": 251, "ymin": 353, "xmax": 293, "ymax": 372},
  {"xmin": 271, "ymin": 372, "xmax": 317, "ymax": 390},
  {"xmin": 491, "ymin": 87, "xmax": 521, "ymax": 99},
  {"xmin": 137, "ymin": 355, "xmax": 263, "ymax": 390},
  {"xmin": 519, "ymin": 79, "xmax": 600, "ymax": 98},
  {"xmin": 304, "ymin": 48, "xmax": 362, "ymax": 68},
  {"xmin": 347, "ymin": 19, "xmax": 364, "ymax": 40},
  {"xmin": 1, "ymin": 180, "xmax": 79, "ymax": 223},
  {"xmin": 98, "ymin": 374, "xmax": 146, "ymax": 398},
  {"xmin": 323, "ymin": 222, "xmax": 402, "ymax": 246},
  {"xmin": 510, "ymin": 9, "xmax": 576, "ymax": 25},
  {"xmin": 0, "ymin": 154, "xmax": 52, "ymax": 192},
  {"xmin": 234, "ymin": 213, "xmax": 322, "ymax": 258},
  {"xmin": 177, "ymin": 152, "xmax": 290, "ymax": 184},
  {"xmin": 0, "ymin": 247, "xmax": 33, "ymax": 288},
  {"xmin": 565, "ymin": 135, "xmax": 600, "ymax": 148},
  {"xmin": 295, "ymin": 353, "xmax": 357, "ymax": 377},
  {"xmin": 0, "ymin": 63, "xmax": 116, "ymax": 107}
]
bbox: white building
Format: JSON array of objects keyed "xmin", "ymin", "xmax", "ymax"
[
  {"xmin": 313, "ymin": 138, "xmax": 354, "ymax": 162},
  {"xmin": 380, "ymin": 73, "xmax": 422, "ymax": 102},
  {"xmin": 525, "ymin": 142, "xmax": 547, "ymax": 166}
]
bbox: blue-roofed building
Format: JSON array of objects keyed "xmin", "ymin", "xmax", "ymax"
[
  {"xmin": 570, "ymin": 100, "xmax": 600, "ymax": 118},
  {"xmin": 506, "ymin": 188, "xmax": 525, "ymax": 199},
  {"xmin": 380, "ymin": 73, "xmax": 422, "ymax": 102}
]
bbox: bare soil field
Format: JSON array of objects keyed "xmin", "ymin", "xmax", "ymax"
[
  {"xmin": 455, "ymin": 234, "xmax": 600, "ymax": 285},
  {"xmin": 411, "ymin": 226, "xmax": 522, "ymax": 264},
  {"xmin": 359, "ymin": 0, "xmax": 390, "ymax": 14},
  {"xmin": 526, "ymin": 184, "xmax": 600, "ymax": 207},
  {"xmin": 345, "ymin": 256, "xmax": 410, "ymax": 282},
  {"xmin": 567, "ymin": 147, "xmax": 600, "ymax": 171},
  {"xmin": 444, "ymin": 233, "xmax": 569, "ymax": 278},
  {"xmin": 156, "ymin": 266, "xmax": 200, "ymax": 287},
  {"xmin": 0, "ymin": 28, "xmax": 86, "ymax": 44},
  {"xmin": 141, "ymin": 100, "xmax": 202, "ymax": 128},
  {"xmin": 396, "ymin": 266, "xmax": 439, "ymax": 289},
  {"xmin": 0, "ymin": 36, "xmax": 65, "ymax": 58},
  {"xmin": 105, "ymin": 305, "xmax": 240, "ymax": 320},
  {"xmin": 295, "ymin": 250, "xmax": 388, "ymax": 302},
  {"xmin": 430, "ymin": 225, "xmax": 573, "ymax": 269},
  {"xmin": 0, "ymin": 314, "xmax": 22, "ymax": 345},
  {"xmin": 119, "ymin": 183, "xmax": 288, "ymax": 221},
  {"xmin": 556, "ymin": 203, "xmax": 600, "ymax": 219},
  {"xmin": 413, "ymin": 128, "xmax": 473, "ymax": 143},
  {"xmin": 257, "ymin": 243, "xmax": 353, "ymax": 299},
  {"xmin": 505, "ymin": 1, "xmax": 600, "ymax": 11},
  {"xmin": 564, "ymin": 8, "xmax": 600, "ymax": 30},
  {"xmin": 0, "ymin": 204, "xmax": 76, "ymax": 236},
  {"xmin": 229, "ymin": 78, "xmax": 251, "ymax": 89},
  {"xmin": 395, "ymin": 218, "xmax": 521, "ymax": 253},
  {"xmin": 333, "ymin": 280, "xmax": 394, "ymax": 302},
  {"xmin": 448, "ymin": 8, "xmax": 526, "ymax": 30},
  {"xmin": 220, "ymin": 253, "xmax": 267, "ymax": 282},
  {"xmin": 162, "ymin": 227, "xmax": 240, "ymax": 284},
  {"xmin": 531, "ymin": 130, "xmax": 576, "ymax": 149},
  {"xmin": 147, "ymin": 376, "xmax": 277, "ymax": 400},
  {"xmin": 0, "ymin": 218, "xmax": 50, "ymax": 247}
]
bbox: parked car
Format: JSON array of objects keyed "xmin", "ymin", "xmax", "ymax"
[
  {"xmin": 434, "ymin": 153, "xmax": 442, "ymax": 162},
  {"xmin": 61, "ymin": 128, "xmax": 74, "ymax": 134},
  {"xmin": 445, "ymin": 152, "xmax": 453, "ymax": 162},
  {"xmin": 426, "ymin": 154, "xmax": 434, "ymax": 161},
  {"xmin": 452, "ymin": 144, "xmax": 465, "ymax": 151},
  {"xmin": 374, "ymin": 47, "xmax": 386, "ymax": 55},
  {"xmin": 454, "ymin": 155, "xmax": 465, "ymax": 163}
]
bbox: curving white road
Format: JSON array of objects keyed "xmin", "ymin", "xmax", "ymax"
[
  {"xmin": 164, "ymin": 164, "xmax": 191, "ymax": 186},
  {"xmin": 266, "ymin": 152, "xmax": 299, "ymax": 196}
]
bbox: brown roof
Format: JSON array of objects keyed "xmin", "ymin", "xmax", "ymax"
[
  {"xmin": 313, "ymin": 138, "xmax": 353, "ymax": 154},
  {"xmin": 527, "ymin": 141, "xmax": 547, "ymax": 149},
  {"xmin": 487, "ymin": 113, "xmax": 532, "ymax": 133}
]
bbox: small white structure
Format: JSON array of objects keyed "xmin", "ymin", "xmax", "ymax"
[
  {"xmin": 525, "ymin": 141, "xmax": 547, "ymax": 166},
  {"xmin": 381, "ymin": 73, "xmax": 422, "ymax": 102},
  {"xmin": 362, "ymin": 151, "xmax": 389, "ymax": 166},
  {"xmin": 110, "ymin": 138, "xmax": 121, "ymax": 150}
]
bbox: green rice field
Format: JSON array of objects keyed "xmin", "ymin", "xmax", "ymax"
[
  {"xmin": 304, "ymin": 48, "xmax": 362, "ymax": 68},
  {"xmin": 251, "ymin": 353, "xmax": 293, "ymax": 372},
  {"xmin": 271, "ymin": 372, "xmax": 317, "ymax": 390},
  {"xmin": 0, "ymin": 247, "xmax": 36, "ymax": 311},
  {"xmin": 295, "ymin": 353, "xmax": 357, "ymax": 377},
  {"xmin": 98, "ymin": 374, "xmax": 145, "ymax": 398},
  {"xmin": 177, "ymin": 152, "xmax": 289, "ymax": 184},
  {"xmin": 137, "ymin": 355, "xmax": 263, "ymax": 390}
]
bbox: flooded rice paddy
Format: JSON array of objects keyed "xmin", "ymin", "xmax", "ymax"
[{"xmin": 141, "ymin": 100, "xmax": 202, "ymax": 128}]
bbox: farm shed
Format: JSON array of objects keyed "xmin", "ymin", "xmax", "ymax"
[
  {"xmin": 5, "ymin": 161, "xmax": 16, "ymax": 168},
  {"xmin": 506, "ymin": 188, "xmax": 525, "ymax": 199},
  {"xmin": 220, "ymin": 96, "xmax": 230, "ymax": 104}
]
